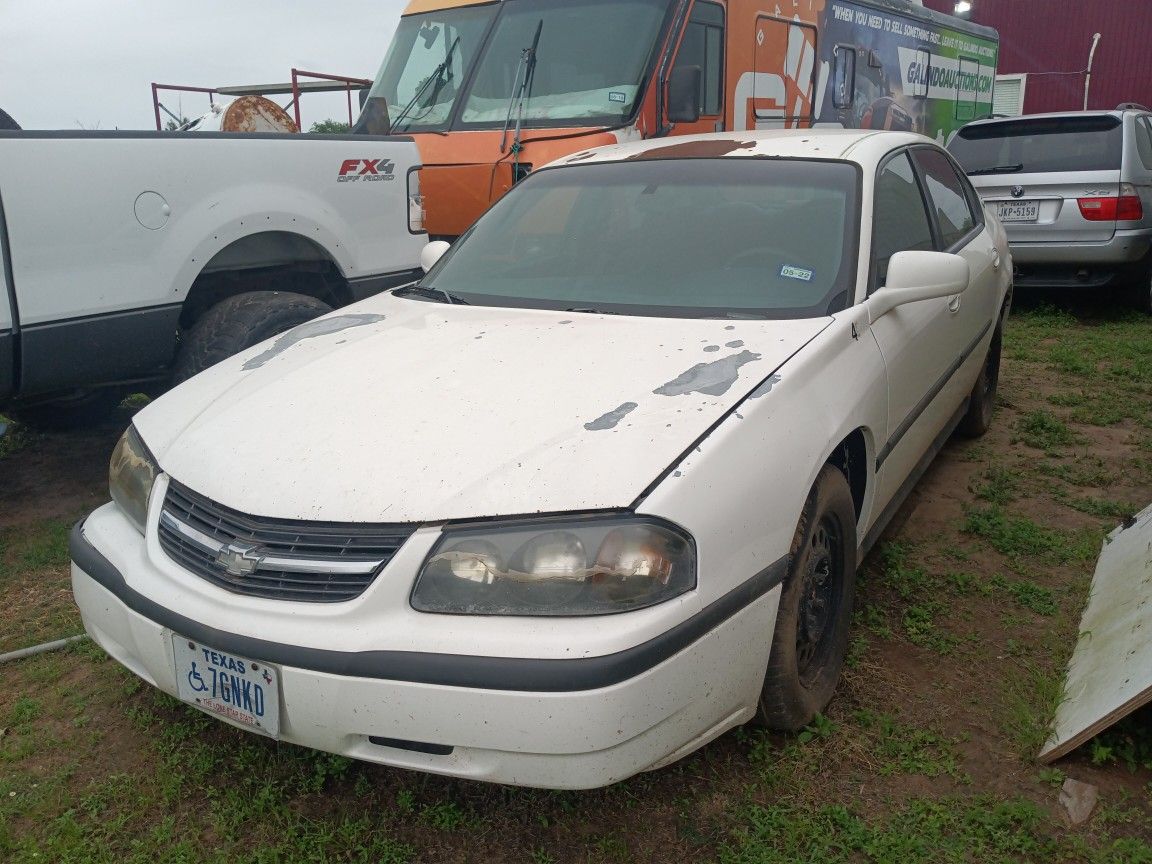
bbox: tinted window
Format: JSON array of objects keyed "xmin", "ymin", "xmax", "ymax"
[
  {"xmin": 673, "ymin": 2, "xmax": 724, "ymax": 115},
  {"xmin": 948, "ymin": 115, "xmax": 1123, "ymax": 173},
  {"xmin": 872, "ymin": 153, "xmax": 934, "ymax": 286},
  {"xmin": 1136, "ymin": 117, "xmax": 1152, "ymax": 170},
  {"xmin": 913, "ymin": 148, "xmax": 977, "ymax": 249},
  {"xmin": 423, "ymin": 159, "xmax": 861, "ymax": 319}
]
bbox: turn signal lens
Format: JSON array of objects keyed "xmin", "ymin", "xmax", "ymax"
[{"xmin": 592, "ymin": 526, "xmax": 676, "ymax": 602}]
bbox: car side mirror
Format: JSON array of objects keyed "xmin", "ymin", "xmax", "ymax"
[
  {"xmin": 420, "ymin": 240, "xmax": 451, "ymax": 273},
  {"xmin": 866, "ymin": 250, "xmax": 969, "ymax": 322},
  {"xmin": 667, "ymin": 66, "xmax": 702, "ymax": 124}
]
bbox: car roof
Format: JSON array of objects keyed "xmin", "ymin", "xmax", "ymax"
[{"xmin": 553, "ymin": 129, "xmax": 933, "ymax": 170}]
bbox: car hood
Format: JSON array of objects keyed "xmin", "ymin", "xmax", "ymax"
[{"xmin": 136, "ymin": 294, "xmax": 830, "ymax": 523}]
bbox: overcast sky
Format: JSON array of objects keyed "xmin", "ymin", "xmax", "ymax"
[{"xmin": 0, "ymin": 0, "xmax": 409, "ymax": 130}]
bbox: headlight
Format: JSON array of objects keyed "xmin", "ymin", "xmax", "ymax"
[
  {"xmin": 109, "ymin": 426, "xmax": 159, "ymax": 534},
  {"xmin": 411, "ymin": 516, "xmax": 696, "ymax": 616}
]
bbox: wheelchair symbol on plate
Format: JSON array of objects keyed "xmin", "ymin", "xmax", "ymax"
[{"xmin": 187, "ymin": 662, "xmax": 209, "ymax": 693}]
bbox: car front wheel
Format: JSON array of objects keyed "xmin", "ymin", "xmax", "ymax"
[{"xmin": 756, "ymin": 464, "xmax": 857, "ymax": 731}]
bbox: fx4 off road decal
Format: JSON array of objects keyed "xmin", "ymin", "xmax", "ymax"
[{"xmin": 337, "ymin": 158, "xmax": 396, "ymax": 183}]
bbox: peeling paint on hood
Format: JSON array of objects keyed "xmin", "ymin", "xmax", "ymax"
[
  {"xmin": 242, "ymin": 313, "xmax": 387, "ymax": 370},
  {"xmin": 653, "ymin": 350, "xmax": 763, "ymax": 397},
  {"xmin": 135, "ymin": 295, "xmax": 830, "ymax": 522}
]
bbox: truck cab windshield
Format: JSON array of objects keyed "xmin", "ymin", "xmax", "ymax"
[
  {"xmin": 359, "ymin": 0, "xmax": 670, "ymax": 134},
  {"xmin": 360, "ymin": 5, "xmax": 495, "ymax": 132}
]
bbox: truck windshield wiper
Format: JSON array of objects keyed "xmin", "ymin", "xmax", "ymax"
[
  {"xmin": 500, "ymin": 20, "xmax": 543, "ymax": 155},
  {"xmin": 565, "ymin": 306, "xmax": 618, "ymax": 315},
  {"xmin": 393, "ymin": 284, "xmax": 469, "ymax": 305},
  {"xmin": 392, "ymin": 35, "xmax": 461, "ymax": 133},
  {"xmin": 968, "ymin": 163, "xmax": 1024, "ymax": 175}
]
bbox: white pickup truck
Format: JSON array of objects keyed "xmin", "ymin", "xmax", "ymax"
[{"xmin": 0, "ymin": 129, "xmax": 425, "ymax": 421}]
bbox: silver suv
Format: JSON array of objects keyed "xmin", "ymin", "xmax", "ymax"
[{"xmin": 947, "ymin": 108, "xmax": 1152, "ymax": 312}]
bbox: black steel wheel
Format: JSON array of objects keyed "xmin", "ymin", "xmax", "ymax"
[
  {"xmin": 958, "ymin": 321, "xmax": 1002, "ymax": 438},
  {"xmin": 756, "ymin": 464, "xmax": 857, "ymax": 731}
]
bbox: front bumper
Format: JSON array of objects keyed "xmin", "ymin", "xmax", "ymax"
[{"xmin": 70, "ymin": 502, "xmax": 781, "ymax": 789}]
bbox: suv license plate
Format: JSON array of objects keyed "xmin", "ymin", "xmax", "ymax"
[
  {"xmin": 996, "ymin": 200, "xmax": 1040, "ymax": 222},
  {"xmin": 172, "ymin": 635, "xmax": 280, "ymax": 738}
]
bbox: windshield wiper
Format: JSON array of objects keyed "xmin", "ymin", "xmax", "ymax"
[
  {"xmin": 392, "ymin": 35, "xmax": 461, "ymax": 133},
  {"xmin": 500, "ymin": 19, "xmax": 543, "ymax": 155},
  {"xmin": 968, "ymin": 163, "xmax": 1024, "ymax": 175},
  {"xmin": 393, "ymin": 284, "xmax": 469, "ymax": 305}
]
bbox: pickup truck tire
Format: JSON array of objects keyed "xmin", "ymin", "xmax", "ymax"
[
  {"xmin": 957, "ymin": 321, "xmax": 1002, "ymax": 438},
  {"xmin": 173, "ymin": 291, "xmax": 332, "ymax": 383},
  {"xmin": 756, "ymin": 464, "xmax": 857, "ymax": 731}
]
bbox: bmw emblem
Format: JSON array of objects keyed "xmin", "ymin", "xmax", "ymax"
[{"xmin": 1010, "ymin": 185, "xmax": 1025, "ymax": 199}]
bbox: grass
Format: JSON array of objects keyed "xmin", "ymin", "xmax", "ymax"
[{"xmin": 0, "ymin": 518, "xmax": 82, "ymax": 653}]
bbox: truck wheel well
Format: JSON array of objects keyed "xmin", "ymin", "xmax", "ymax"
[
  {"xmin": 179, "ymin": 232, "xmax": 351, "ymax": 330},
  {"xmin": 825, "ymin": 428, "xmax": 868, "ymax": 521}
]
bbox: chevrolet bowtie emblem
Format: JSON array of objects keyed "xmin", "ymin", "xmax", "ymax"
[{"xmin": 215, "ymin": 542, "xmax": 263, "ymax": 577}]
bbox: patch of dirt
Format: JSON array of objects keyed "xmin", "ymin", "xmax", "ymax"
[{"xmin": 0, "ymin": 413, "xmax": 127, "ymax": 530}]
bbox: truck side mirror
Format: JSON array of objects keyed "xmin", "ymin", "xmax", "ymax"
[{"xmin": 667, "ymin": 66, "xmax": 702, "ymax": 124}]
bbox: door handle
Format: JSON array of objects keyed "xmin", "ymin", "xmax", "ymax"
[{"xmin": 948, "ymin": 295, "xmax": 962, "ymax": 313}]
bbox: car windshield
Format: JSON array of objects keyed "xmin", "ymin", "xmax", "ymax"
[
  {"xmin": 421, "ymin": 158, "xmax": 860, "ymax": 319},
  {"xmin": 358, "ymin": 5, "xmax": 496, "ymax": 133},
  {"xmin": 948, "ymin": 115, "xmax": 1123, "ymax": 173}
]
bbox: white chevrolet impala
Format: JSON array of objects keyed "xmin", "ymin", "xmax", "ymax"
[{"xmin": 71, "ymin": 130, "xmax": 1011, "ymax": 789}]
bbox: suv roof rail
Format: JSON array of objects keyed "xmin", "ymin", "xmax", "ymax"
[{"xmin": 1116, "ymin": 102, "xmax": 1150, "ymax": 111}]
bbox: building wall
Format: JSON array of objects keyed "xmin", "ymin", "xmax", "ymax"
[{"xmin": 921, "ymin": 0, "xmax": 1152, "ymax": 114}]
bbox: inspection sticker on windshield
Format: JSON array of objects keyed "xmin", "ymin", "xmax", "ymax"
[
  {"xmin": 780, "ymin": 264, "xmax": 813, "ymax": 282},
  {"xmin": 609, "ymin": 91, "xmax": 626, "ymax": 103},
  {"xmin": 172, "ymin": 634, "xmax": 280, "ymax": 738}
]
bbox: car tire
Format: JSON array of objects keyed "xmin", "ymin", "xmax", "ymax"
[
  {"xmin": 173, "ymin": 291, "xmax": 332, "ymax": 384},
  {"xmin": 756, "ymin": 464, "xmax": 857, "ymax": 731},
  {"xmin": 957, "ymin": 321, "xmax": 1002, "ymax": 438}
]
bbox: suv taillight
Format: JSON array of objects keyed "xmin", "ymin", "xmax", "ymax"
[{"xmin": 1078, "ymin": 183, "xmax": 1143, "ymax": 222}]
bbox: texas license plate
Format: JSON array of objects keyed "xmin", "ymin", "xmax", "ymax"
[
  {"xmin": 172, "ymin": 635, "xmax": 280, "ymax": 738},
  {"xmin": 996, "ymin": 200, "xmax": 1040, "ymax": 222}
]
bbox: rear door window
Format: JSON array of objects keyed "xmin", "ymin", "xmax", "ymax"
[
  {"xmin": 948, "ymin": 115, "xmax": 1123, "ymax": 174},
  {"xmin": 872, "ymin": 152, "xmax": 935, "ymax": 288},
  {"xmin": 912, "ymin": 148, "xmax": 979, "ymax": 250}
]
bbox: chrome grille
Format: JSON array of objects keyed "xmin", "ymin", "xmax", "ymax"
[{"xmin": 157, "ymin": 480, "xmax": 414, "ymax": 603}]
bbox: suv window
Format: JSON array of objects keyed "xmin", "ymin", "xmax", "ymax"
[
  {"xmin": 912, "ymin": 148, "xmax": 978, "ymax": 249},
  {"xmin": 1136, "ymin": 116, "xmax": 1152, "ymax": 170},
  {"xmin": 948, "ymin": 115, "xmax": 1123, "ymax": 173},
  {"xmin": 872, "ymin": 152, "xmax": 935, "ymax": 287}
]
